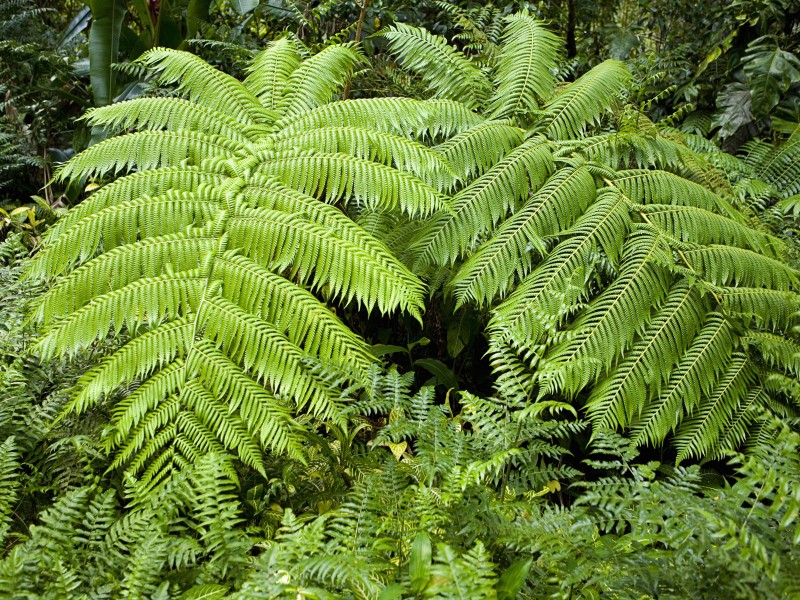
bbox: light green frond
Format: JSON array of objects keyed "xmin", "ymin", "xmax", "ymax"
[
  {"xmin": 34, "ymin": 270, "xmax": 204, "ymax": 360},
  {"xmin": 381, "ymin": 23, "xmax": 490, "ymax": 109},
  {"xmin": 542, "ymin": 60, "xmax": 631, "ymax": 140},
  {"xmin": 489, "ymin": 12, "xmax": 562, "ymax": 119},
  {"xmin": 673, "ymin": 353, "xmax": 755, "ymax": 462},
  {"xmin": 489, "ymin": 191, "xmax": 632, "ymax": 345},
  {"xmin": 109, "ymin": 395, "xmax": 182, "ymax": 468},
  {"xmin": 586, "ymin": 282, "xmax": 706, "ymax": 429},
  {"xmin": 240, "ymin": 175, "xmax": 421, "ymax": 284},
  {"xmin": 433, "ymin": 120, "xmax": 524, "ymax": 180},
  {"xmin": 276, "ymin": 97, "xmax": 483, "ymax": 139},
  {"xmin": 225, "ymin": 207, "xmax": 425, "ymax": 318},
  {"xmin": 179, "ymin": 378, "xmax": 264, "ymax": 474},
  {"xmin": 104, "ymin": 362, "xmax": 185, "ymax": 453},
  {"xmin": 31, "ymin": 190, "xmax": 221, "ymax": 278},
  {"xmin": 451, "ymin": 165, "xmax": 596, "ymax": 307},
  {"xmin": 34, "ymin": 231, "xmax": 215, "ymax": 323},
  {"xmin": 612, "ymin": 169, "xmax": 743, "ymax": 219},
  {"xmin": 257, "ymin": 151, "xmax": 446, "ymax": 217},
  {"xmin": 742, "ymin": 138, "xmax": 800, "ymax": 198},
  {"xmin": 213, "ymin": 252, "xmax": 374, "ymax": 376},
  {"xmin": 560, "ymin": 131, "xmax": 691, "ymax": 170},
  {"xmin": 186, "ymin": 339, "xmax": 304, "ymax": 461},
  {"xmin": 538, "ymin": 230, "xmax": 673, "ymax": 397},
  {"xmin": 273, "ymin": 126, "xmax": 458, "ymax": 190},
  {"xmin": 631, "ymin": 314, "xmax": 734, "ymax": 447},
  {"xmin": 40, "ymin": 167, "xmax": 224, "ymax": 244},
  {"xmin": 411, "ymin": 136, "xmax": 553, "ymax": 266},
  {"xmin": 742, "ymin": 331, "xmax": 800, "ymax": 378},
  {"xmin": 245, "ymin": 38, "xmax": 302, "ymax": 110},
  {"xmin": 67, "ymin": 319, "xmax": 194, "ymax": 414},
  {"xmin": 487, "ymin": 337, "xmax": 538, "ymax": 403},
  {"xmin": 682, "ymin": 245, "xmax": 798, "ymax": 290},
  {"xmin": 639, "ymin": 204, "xmax": 784, "ymax": 256},
  {"xmin": 0, "ymin": 438, "xmax": 19, "ymax": 547},
  {"xmin": 198, "ymin": 296, "xmax": 342, "ymax": 421},
  {"xmin": 54, "ymin": 130, "xmax": 247, "ymax": 181},
  {"xmin": 83, "ymin": 97, "xmax": 249, "ymax": 142},
  {"xmin": 719, "ymin": 287, "xmax": 800, "ymax": 330},
  {"xmin": 277, "ymin": 44, "xmax": 363, "ymax": 119},
  {"xmin": 709, "ymin": 386, "xmax": 767, "ymax": 459},
  {"xmin": 137, "ymin": 48, "xmax": 271, "ymax": 125}
]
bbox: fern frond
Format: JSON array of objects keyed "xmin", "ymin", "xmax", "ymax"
[
  {"xmin": 30, "ymin": 190, "xmax": 221, "ymax": 278},
  {"xmin": 0, "ymin": 437, "xmax": 19, "ymax": 546},
  {"xmin": 489, "ymin": 12, "xmax": 562, "ymax": 120},
  {"xmin": 83, "ymin": 97, "xmax": 250, "ymax": 142},
  {"xmin": 257, "ymin": 151, "xmax": 445, "ymax": 217},
  {"xmin": 451, "ymin": 165, "xmax": 596, "ymax": 307},
  {"xmin": 631, "ymin": 314, "xmax": 734, "ymax": 447},
  {"xmin": 673, "ymin": 353, "xmax": 755, "ymax": 462},
  {"xmin": 682, "ymin": 245, "xmax": 798, "ymax": 290},
  {"xmin": 538, "ymin": 230, "xmax": 673, "ymax": 397},
  {"xmin": 412, "ymin": 136, "xmax": 553, "ymax": 266},
  {"xmin": 612, "ymin": 169, "xmax": 742, "ymax": 219},
  {"xmin": 273, "ymin": 126, "xmax": 457, "ymax": 190},
  {"xmin": 586, "ymin": 282, "xmax": 706, "ymax": 428},
  {"xmin": 245, "ymin": 38, "xmax": 302, "ymax": 110},
  {"xmin": 381, "ymin": 23, "xmax": 490, "ymax": 109},
  {"xmin": 54, "ymin": 130, "xmax": 246, "ymax": 181},
  {"xmin": 39, "ymin": 167, "xmax": 224, "ymax": 245},
  {"xmin": 433, "ymin": 120, "xmax": 524, "ymax": 179},
  {"xmin": 138, "ymin": 48, "xmax": 272, "ymax": 124},
  {"xmin": 277, "ymin": 97, "xmax": 483, "ymax": 139},
  {"xmin": 639, "ymin": 204, "xmax": 784, "ymax": 256},
  {"xmin": 34, "ymin": 271, "xmax": 204, "ymax": 359},
  {"xmin": 742, "ymin": 332, "xmax": 800, "ymax": 378},
  {"xmin": 276, "ymin": 44, "xmax": 362, "ymax": 118},
  {"xmin": 541, "ymin": 60, "xmax": 631, "ymax": 140},
  {"xmin": 719, "ymin": 288, "xmax": 800, "ymax": 330},
  {"xmin": 489, "ymin": 191, "xmax": 632, "ymax": 345},
  {"xmin": 225, "ymin": 206, "xmax": 425, "ymax": 318}
]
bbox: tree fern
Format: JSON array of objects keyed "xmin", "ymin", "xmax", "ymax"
[
  {"xmin": 382, "ymin": 14, "xmax": 800, "ymax": 460},
  {"xmin": 29, "ymin": 46, "xmax": 473, "ymax": 489}
]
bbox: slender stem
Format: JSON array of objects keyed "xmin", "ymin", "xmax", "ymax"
[{"xmin": 343, "ymin": 0, "xmax": 370, "ymax": 100}]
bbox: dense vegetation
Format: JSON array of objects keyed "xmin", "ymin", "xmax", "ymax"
[{"xmin": 2, "ymin": 1, "xmax": 800, "ymax": 598}]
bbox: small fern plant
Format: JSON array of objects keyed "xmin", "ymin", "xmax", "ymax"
[
  {"xmin": 380, "ymin": 12, "xmax": 800, "ymax": 461},
  {"xmin": 27, "ymin": 38, "xmax": 485, "ymax": 489}
]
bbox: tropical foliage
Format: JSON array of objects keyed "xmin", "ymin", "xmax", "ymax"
[{"xmin": 3, "ymin": 3, "xmax": 800, "ymax": 598}]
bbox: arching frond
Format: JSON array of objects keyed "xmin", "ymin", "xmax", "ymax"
[
  {"xmin": 537, "ymin": 230, "xmax": 673, "ymax": 397},
  {"xmin": 277, "ymin": 97, "xmax": 483, "ymax": 139},
  {"xmin": 257, "ymin": 151, "xmax": 446, "ymax": 217},
  {"xmin": 742, "ymin": 332, "xmax": 800, "ymax": 378},
  {"xmin": 433, "ymin": 120, "xmax": 524, "ymax": 180},
  {"xmin": 541, "ymin": 60, "xmax": 631, "ymax": 140},
  {"xmin": 244, "ymin": 38, "xmax": 302, "ymax": 110},
  {"xmin": 673, "ymin": 353, "xmax": 756, "ymax": 462},
  {"xmin": 137, "ymin": 48, "xmax": 271, "ymax": 125},
  {"xmin": 489, "ymin": 190, "xmax": 632, "ymax": 345},
  {"xmin": 682, "ymin": 245, "xmax": 798, "ymax": 290},
  {"xmin": 586, "ymin": 282, "xmax": 706, "ymax": 428},
  {"xmin": 631, "ymin": 315, "xmax": 734, "ymax": 447},
  {"xmin": 277, "ymin": 43, "xmax": 362, "ymax": 118},
  {"xmin": 411, "ymin": 136, "xmax": 553, "ymax": 266},
  {"xmin": 451, "ymin": 165, "xmax": 596, "ymax": 307},
  {"xmin": 639, "ymin": 204, "xmax": 784, "ymax": 256},
  {"xmin": 273, "ymin": 126, "xmax": 457, "ymax": 190},
  {"xmin": 489, "ymin": 12, "xmax": 562, "ymax": 119},
  {"xmin": 54, "ymin": 130, "xmax": 246, "ymax": 181},
  {"xmin": 381, "ymin": 23, "xmax": 490, "ymax": 109},
  {"xmin": 718, "ymin": 287, "xmax": 800, "ymax": 330},
  {"xmin": 613, "ymin": 169, "xmax": 745, "ymax": 222},
  {"xmin": 83, "ymin": 97, "xmax": 250, "ymax": 142}
]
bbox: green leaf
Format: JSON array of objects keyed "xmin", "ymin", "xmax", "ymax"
[
  {"xmin": 88, "ymin": 0, "xmax": 128, "ymax": 106},
  {"xmin": 414, "ymin": 359, "xmax": 458, "ymax": 390},
  {"xmin": 409, "ymin": 532, "xmax": 432, "ymax": 593},
  {"xmin": 496, "ymin": 558, "xmax": 532, "ymax": 600}
]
